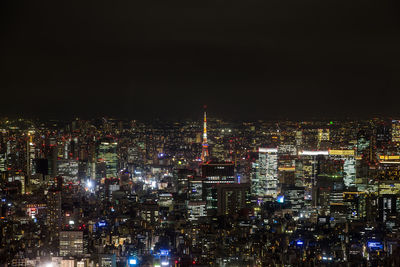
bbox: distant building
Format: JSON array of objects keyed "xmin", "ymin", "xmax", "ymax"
[
  {"xmin": 376, "ymin": 121, "xmax": 391, "ymax": 148},
  {"xmin": 189, "ymin": 177, "xmax": 203, "ymax": 201},
  {"xmin": 187, "ymin": 201, "xmax": 207, "ymax": 221},
  {"xmin": 216, "ymin": 183, "xmax": 249, "ymax": 216},
  {"xmin": 392, "ymin": 120, "xmax": 400, "ymax": 143},
  {"xmin": 201, "ymin": 161, "xmax": 235, "ymax": 183},
  {"xmin": 47, "ymin": 189, "xmax": 62, "ymax": 243},
  {"xmin": 140, "ymin": 202, "xmax": 159, "ymax": 224},
  {"xmin": 329, "ymin": 150, "xmax": 356, "ymax": 187},
  {"xmin": 11, "ymin": 257, "xmax": 27, "ymax": 267},
  {"xmin": 284, "ymin": 186, "xmax": 305, "ymax": 214},
  {"xmin": 296, "ymin": 150, "xmax": 329, "ymax": 201},
  {"xmin": 176, "ymin": 168, "xmax": 195, "ymax": 195},
  {"xmin": 251, "ymin": 148, "xmax": 278, "ymax": 200},
  {"xmin": 59, "ymin": 231, "xmax": 84, "ymax": 256},
  {"xmin": 202, "ymin": 161, "xmax": 235, "ymax": 215},
  {"xmin": 97, "ymin": 142, "xmax": 118, "ymax": 178},
  {"xmin": 98, "ymin": 254, "xmax": 116, "ymax": 267},
  {"xmin": 57, "ymin": 159, "xmax": 79, "ymax": 182}
]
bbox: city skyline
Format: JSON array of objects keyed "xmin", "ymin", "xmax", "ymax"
[{"xmin": 1, "ymin": 115, "xmax": 400, "ymax": 265}]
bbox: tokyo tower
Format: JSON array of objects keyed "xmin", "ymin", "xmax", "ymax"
[{"xmin": 201, "ymin": 106, "xmax": 209, "ymax": 162}]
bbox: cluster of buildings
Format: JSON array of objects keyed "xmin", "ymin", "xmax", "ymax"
[{"xmin": 1, "ymin": 113, "xmax": 400, "ymax": 266}]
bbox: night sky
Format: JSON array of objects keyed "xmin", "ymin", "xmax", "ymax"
[{"xmin": 1, "ymin": 0, "xmax": 400, "ymax": 120}]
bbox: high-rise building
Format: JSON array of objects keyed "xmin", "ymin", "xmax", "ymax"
[
  {"xmin": 202, "ymin": 161, "xmax": 235, "ymax": 215},
  {"xmin": 314, "ymin": 173, "xmax": 344, "ymax": 216},
  {"xmin": 295, "ymin": 130, "xmax": 303, "ymax": 147},
  {"xmin": 357, "ymin": 130, "xmax": 370, "ymax": 156},
  {"xmin": 26, "ymin": 132, "xmax": 36, "ymax": 190},
  {"xmin": 283, "ymin": 186, "xmax": 305, "ymax": 215},
  {"xmin": 97, "ymin": 142, "xmax": 118, "ymax": 178},
  {"xmin": 47, "ymin": 189, "xmax": 62, "ymax": 243},
  {"xmin": 175, "ymin": 169, "xmax": 195, "ymax": 195},
  {"xmin": 216, "ymin": 183, "xmax": 249, "ymax": 216},
  {"xmin": 392, "ymin": 120, "xmax": 400, "ymax": 143},
  {"xmin": 329, "ymin": 150, "xmax": 356, "ymax": 187},
  {"xmin": 376, "ymin": 121, "xmax": 391, "ymax": 148},
  {"xmin": 317, "ymin": 129, "xmax": 330, "ymax": 142},
  {"xmin": 201, "ymin": 161, "xmax": 235, "ymax": 183},
  {"xmin": 187, "ymin": 201, "xmax": 207, "ymax": 221},
  {"xmin": 251, "ymin": 148, "xmax": 278, "ymax": 200},
  {"xmin": 378, "ymin": 195, "xmax": 398, "ymax": 223},
  {"xmin": 189, "ymin": 177, "xmax": 203, "ymax": 201},
  {"xmin": 297, "ymin": 150, "xmax": 329, "ymax": 201},
  {"xmin": 59, "ymin": 231, "xmax": 84, "ymax": 256},
  {"xmin": 57, "ymin": 159, "xmax": 79, "ymax": 182}
]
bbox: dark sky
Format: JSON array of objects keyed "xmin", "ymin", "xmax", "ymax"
[{"xmin": 1, "ymin": 0, "xmax": 400, "ymax": 120}]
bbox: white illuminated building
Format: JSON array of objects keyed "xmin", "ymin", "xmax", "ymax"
[
  {"xmin": 343, "ymin": 158, "xmax": 356, "ymax": 187},
  {"xmin": 187, "ymin": 201, "xmax": 207, "ymax": 221},
  {"xmin": 329, "ymin": 150, "xmax": 356, "ymax": 187},
  {"xmin": 57, "ymin": 159, "xmax": 79, "ymax": 182},
  {"xmin": 251, "ymin": 148, "xmax": 278, "ymax": 199}
]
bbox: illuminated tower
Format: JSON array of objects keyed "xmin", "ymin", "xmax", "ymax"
[{"xmin": 201, "ymin": 106, "xmax": 209, "ymax": 162}]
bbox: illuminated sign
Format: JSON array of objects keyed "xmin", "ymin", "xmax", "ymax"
[
  {"xmin": 128, "ymin": 257, "xmax": 138, "ymax": 266},
  {"xmin": 259, "ymin": 148, "xmax": 278, "ymax": 153},
  {"xmin": 278, "ymin": 167, "xmax": 295, "ymax": 171},
  {"xmin": 367, "ymin": 241, "xmax": 383, "ymax": 250},
  {"xmin": 97, "ymin": 221, "xmax": 107, "ymax": 227},
  {"xmin": 329, "ymin": 150, "xmax": 355, "ymax": 156},
  {"xmin": 378, "ymin": 155, "xmax": 400, "ymax": 160},
  {"xmin": 277, "ymin": 195, "xmax": 285, "ymax": 203},
  {"xmin": 299, "ymin": 151, "xmax": 329, "ymax": 156}
]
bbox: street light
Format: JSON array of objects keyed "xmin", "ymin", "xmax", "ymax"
[{"xmin": 86, "ymin": 180, "xmax": 93, "ymax": 188}]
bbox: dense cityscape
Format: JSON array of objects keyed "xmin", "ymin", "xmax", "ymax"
[
  {"xmin": 0, "ymin": 110, "xmax": 399, "ymax": 266},
  {"xmin": 2, "ymin": 0, "xmax": 400, "ymax": 265}
]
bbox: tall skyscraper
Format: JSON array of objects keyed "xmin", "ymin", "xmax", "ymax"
[
  {"xmin": 251, "ymin": 148, "xmax": 278, "ymax": 200},
  {"xmin": 328, "ymin": 150, "xmax": 356, "ymax": 187},
  {"xmin": 202, "ymin": 161, "xmax": 235, "ymax": 215},
  {"xmin": 297, "ymin": 150, "xmax": 329, "ymax": 201},
  {"xmin": 201, "ymin": 107, "xmax": 209, "ymax": 162},
  {"xmin": 47, "ymin": 189, "xmax": 62, "ymax": 244},
  {"xmin": 97, "ymin": 141, "xmax": 118, "ymax": 178},
  {"xmin": 26, "ymin": 132, "xmax": 36, "ymax": 190}
]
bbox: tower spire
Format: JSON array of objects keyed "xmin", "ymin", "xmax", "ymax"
[{"xmin": 201, "ymin": 105, "xmax": 209, "ymax": 162}]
